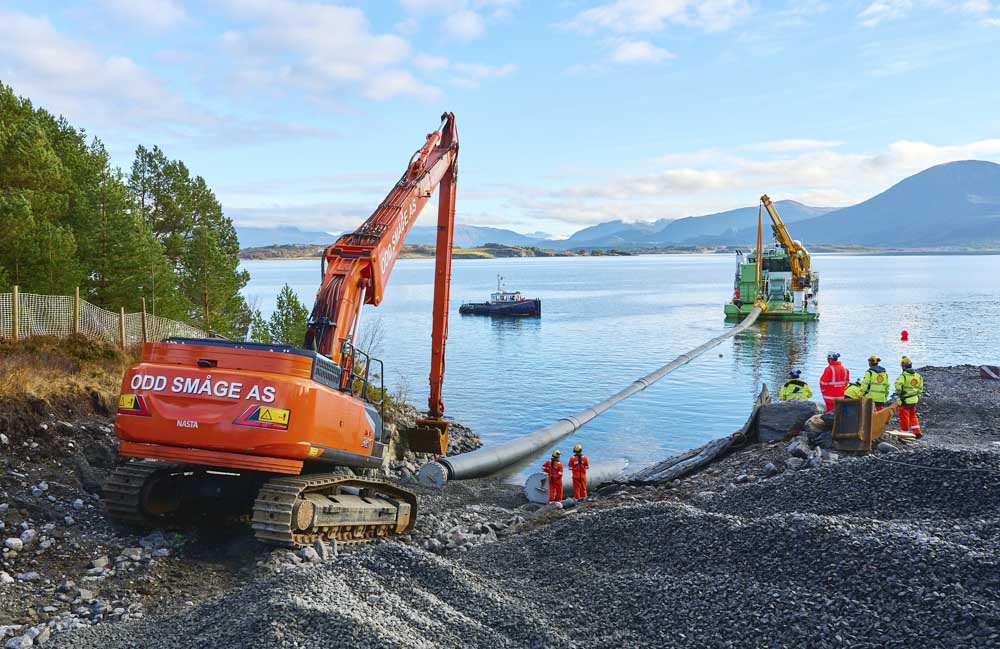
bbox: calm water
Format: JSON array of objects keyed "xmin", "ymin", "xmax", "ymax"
[{"xmin": 242, "ymin": 254, "xmax": 1000, "ymax": 478}]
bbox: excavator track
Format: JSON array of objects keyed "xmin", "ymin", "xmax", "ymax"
[
  {"xmin": 103, "ymin": 460, "xmax": 182, "ymax": 527},
  {"xmin": 251, "ymin": 473, "xmax": 418, "ymax": 548}
]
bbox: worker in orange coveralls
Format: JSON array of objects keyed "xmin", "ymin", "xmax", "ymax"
[
  {"xmin": 819, "ymin": 352, "xmax": 850, "ymax": 412},
  {"xmin": 541, "ymin": 450, "xmax": 564, "ymax": 502},
  {"xmin": 568, "ymin": 444, "xmax": 590, "ymax": 499}
]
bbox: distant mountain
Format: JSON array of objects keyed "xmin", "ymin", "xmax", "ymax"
[
  {"xmin": 559, "ymin": 219, "xmax": 667, "ymax": 246},
  {"xmin": 793, "ymin": 160, "xmax": 1000, "ymax": 246},
  {"xmin": 403, "ymin": 225, "xmax": 543, "ymax": 247},
  {"xmin": 553, "ymin": 201, "xmax": 833, "ymax": 249},
  {"xmin": 237, "ymin": 223, "xmax": 541, "ymax": 249},
  {"xmin": 694, "ymin": 160, "xmax": 1000, "ymax": 247},
  {"xmin": 236, "ymin": 225, "xmax": 336, "ymax": 248},
  {"xmin": 236, "ymin": 161, "xmax": 1000, "ymax": 251}
]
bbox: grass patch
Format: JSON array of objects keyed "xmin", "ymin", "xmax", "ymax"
[{"xmin": 0, "ymin": 335, "xmax": 136, "ymax": 409}]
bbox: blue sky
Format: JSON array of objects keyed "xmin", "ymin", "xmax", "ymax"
[{"xmin": 2, "ymin": 1, "xmax": 999, "ymax": 237}]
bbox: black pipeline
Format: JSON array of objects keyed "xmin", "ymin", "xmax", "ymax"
[{"xmin": 418, "ymin": 307, "xmax": 763, "ymax": 487}]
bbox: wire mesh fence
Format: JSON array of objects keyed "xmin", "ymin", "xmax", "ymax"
[{"xmin": 0, "ymin": 288, "xmax": 205, "ymax": 346}]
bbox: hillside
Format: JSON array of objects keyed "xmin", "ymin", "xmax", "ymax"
[
  {"xmin": 236, "ymin": 224, "xmax": 543, "ymax": 249},
  {"xmin": 234, "ymin": 161, "xmax": 1000, "ymax": 252},
  {"xmin": 237, "ymin": 243, "xmax": 632, "ymax": 260},
  {"xmin": 690, "ymin": 161, "xmax": 1000, "ymax": 247},
  {"xmin": 795, "ymin": 160, "xmax": 1000, "ymax": 246},
  {"xmin": 553, "ymin": 201, "xmax": 833, "ymax": 249}
]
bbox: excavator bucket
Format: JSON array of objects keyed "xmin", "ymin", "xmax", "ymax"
[
  {"xmin": 407, "ymin": 419, "xmax": 450, "ymax": 455},
  {"xmin": 832, "ymin": 398, "xmax": 898, "ymax": 452}
]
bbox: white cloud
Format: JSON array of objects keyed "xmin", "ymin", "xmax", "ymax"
[
  {"xmin": 609, "ymin": 40, "xmax": 675, "ymax": 63},
  {"xmin": 983, "ymin": 17, "xmax": 1000, "ymax": 25},
  {"xmin": 0, "ymin": 9, "xmax": 191, "ymax": 129},
  {"xmin": 859, "ymin": 0, "xmax": 994, "ymax": 26},
  {"xmin": 101, "ymin": 0, "xmax": 187, "ymax": 31},
  {"xmin": 451, "ymin": 62, "xmax": 517, "ymax": 77},
  {"xmin": 414, "ymin": 53, "xmax": 450, "ymax": 71},
  {"xmin": 752, "ymin": 139, "xmax": 844, "ymax": 152},
  {"xmin": 956, "ymin": 0, "xmax": 992, "ymax": 14},
  {"xmin": 444, "ymin": 9, "xmax": 486, "ymax": 40},
  {"xmin": 403, "ymin": 0, "xmax": 517, "ymax": 40},
  {"xmin": 364, "ymin": 69, "xmax": 442, "ymax": 101},
  {"xmin": 522, "ymin": 138, "xmax": 1000, "ymax": 231},
  {"xmin": 218, "ymin": 0, "xmax": 443, "ymax": 101},
  {"xmin": 859, "ymin": 0, "xmax": 913, "ymax": 27},
  {"xmin": 566, "ymin": 0, "xmax": 751, "ymax": 34}
]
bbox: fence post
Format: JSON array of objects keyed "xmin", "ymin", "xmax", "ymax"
[
  {"xmin": 141, "ymin": 298, "xmax": 148, "ymax": 343},
  {"xmin": 119, "ymin": 307, "xmax": 126, "ymax": 349},
  {"xmin": 12, "ymin": 285, "xmax": 19, "ymax": 342},
  {"xmin": 73, "ymin": 287, "xmax": 80, "ymax": 335}
]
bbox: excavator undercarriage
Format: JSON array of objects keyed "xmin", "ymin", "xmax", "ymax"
[{"xmin": 105, "ymin": 461, "xmax": 417, "ymax": 547}]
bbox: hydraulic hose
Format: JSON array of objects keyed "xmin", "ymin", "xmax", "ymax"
[{"xmin": 418, "ymin": 307, "xmax": 763, "ymax": 487}]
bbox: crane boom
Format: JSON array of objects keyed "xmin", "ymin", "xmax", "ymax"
[
  {"xmin": 760, "ymin": 194, "xmax": 811, "ymax": 290},
  {"xmin": 306, "ymin": 113, "xmax": 458, "ymax": 367}
]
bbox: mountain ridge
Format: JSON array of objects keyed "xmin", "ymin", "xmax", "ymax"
[{"xmin": 236, "ymin": 160, "xmax": 1000, "ymax": 250}]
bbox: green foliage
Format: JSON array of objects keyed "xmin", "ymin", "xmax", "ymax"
[
  {"xmin": 246, "ymin": 309, "xmax": 273, "ymax": 344},
  {"xmin": 266, "ymin": 285, "xmax": 309, "ymax": 347},
  {"xmin": 0, "ymin": 82, "xmax": 249, "ymax": 336}
]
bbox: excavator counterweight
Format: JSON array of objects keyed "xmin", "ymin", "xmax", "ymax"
[{"xmin": 105, "ymin": 114, "xmax": 460, "ymax": 546}]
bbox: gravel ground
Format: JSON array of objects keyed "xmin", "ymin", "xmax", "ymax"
[
  {"xmin": 54, "ymin": 445, "xmax": 1000, "ymax": 649},
  {"xmin": 917, "ymin": 365, "xmax": 1000, "ymax": 448},
  {"xmin": 31, "ymin": 364, "xmax": 1000, "ymax": 648}
]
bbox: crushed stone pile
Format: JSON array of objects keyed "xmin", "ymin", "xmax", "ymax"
[
  {"xmin": 55, "ymin": 446, "xmax": 1000, "ymax": 649},
  {"xmin": 917, "ymin": 365, "xmax": 1000, "ymax": 447}
]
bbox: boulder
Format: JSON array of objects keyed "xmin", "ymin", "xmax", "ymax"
[
  {"xmin": 786, "ymin": 436, "xmax": 812, "ymax": 459},
  {"xmin": 757, "ymin": 401, "xmax": 822, "ymax": 442},
  {"xmin": 803, "ymin": 414, "xmax": 831, "ymax": 433},
  {"xmin": 762, "ymin": 462, "xmax": 779, "ymax": 478}
]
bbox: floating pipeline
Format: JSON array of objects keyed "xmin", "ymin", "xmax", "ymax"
[{"xmin": 418, "ymin": 306, "xmax": 764, "ymax": 487}]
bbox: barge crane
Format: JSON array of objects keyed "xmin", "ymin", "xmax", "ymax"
[
  {"xmin": 105, "ymin": 113, "xmax": 460, "ymax": 546},
  {"xmin": 724, "ymin": 194, "xmax": 819, "ymax": 321}
]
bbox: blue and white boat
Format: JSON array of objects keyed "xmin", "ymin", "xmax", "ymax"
[{"xmin": 459, "ymin": 275, "xmax": 541, "ymax": 317}]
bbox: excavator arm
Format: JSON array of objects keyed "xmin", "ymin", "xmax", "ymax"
[
  {"xmin": 760, "ymin": 194, "xmax": 811, "ymax": 290},
  {"xmin": 305, "ymin": 112, "xmax": 458, "ymax": 451}
]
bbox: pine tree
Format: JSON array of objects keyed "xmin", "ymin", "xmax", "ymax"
[
  {"xmin": 246, "ymin": 308, "xmax": 272, "ymax": 343},
  {"xmin": 179, "ymin": 176, "xmax": 250, "ymax": 337},
  {"xmin": 267, "ymin": 285, "xmax": 308, "ymax": 346}
]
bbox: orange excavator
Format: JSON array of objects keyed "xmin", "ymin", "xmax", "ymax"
[{"xmin": 104, "ymin": 113, "xmax": 459, "ymax": 547}]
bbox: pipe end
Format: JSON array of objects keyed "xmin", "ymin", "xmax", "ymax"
[
  {"xmin": 522, "ymin": 472, "xmax": 551, "ymax": 504},
  {"xmin": 418, "ymin": 461, "xmax": 449, "ymax": 488}
]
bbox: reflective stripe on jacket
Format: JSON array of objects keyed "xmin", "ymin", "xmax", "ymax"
[
  {"xmin": 820, "ymin": 362, "xmax": 850, "ymax": 397},
  {"xmin": 779, "ymin": 379, "xmax": 813, "ymax": 401},
  {"xmin": 862, "ymin": 366, "xmax": 890, "ymax": 402},
  {"xmin": 895, "ymin": 370, "xmax": 924, "ymax": 405}
]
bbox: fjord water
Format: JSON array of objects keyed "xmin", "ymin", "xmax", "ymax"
[{"xmin": 243, "ymin": 254, "xmax": 1000, "ymax": 477}]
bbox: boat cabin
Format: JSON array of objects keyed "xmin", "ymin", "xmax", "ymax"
[{"xmin": 490, "ymin": 289, "xmax": 525, "ymax": 304}]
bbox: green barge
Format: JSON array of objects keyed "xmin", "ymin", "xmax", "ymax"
[{"xmin": 724, "ymin": 195, "xmax": 819, "ymax": 321}]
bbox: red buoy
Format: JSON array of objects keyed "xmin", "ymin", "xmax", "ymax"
[{"xmin": 901, "ymin": 330, "xmax": 909, "ymax": 342}]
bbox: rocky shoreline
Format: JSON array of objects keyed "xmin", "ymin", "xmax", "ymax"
[{"xmin": 1, "ymin": 365, "xmax": 998, "ymax": 648}]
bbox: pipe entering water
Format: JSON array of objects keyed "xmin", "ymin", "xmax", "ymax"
[{"xmin": 418, "ymin": 307, "xmax": 763, "ymax": 487}]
